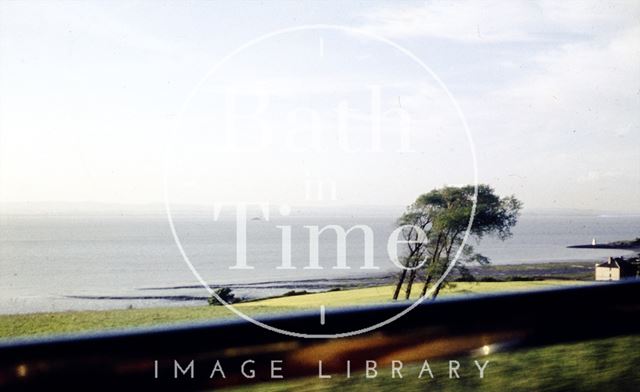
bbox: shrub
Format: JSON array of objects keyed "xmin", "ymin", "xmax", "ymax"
[
  {"xmin": 281, "ymin": 290, "xmax": 308, "ymax": 297},
  {"xmin": 208, "ymin": 287, "xmax": 236, "ymax": 306}
]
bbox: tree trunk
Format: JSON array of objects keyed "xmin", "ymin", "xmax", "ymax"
[
  {"xmin": 394, "ymin": 225, "xmax": 420, "ymax": 301},
  {"xmin": 420, "ymin": 273, "xmax": 432, "ymax": 297},
  {"xmin": 405, "ymin": 268, "xmax": 417, "ymax": 300},
  {"xmin": 417, "ymin": 233, "xmax": 444, "ymax": 299},
  {"xmin": 431, "ymin": 281, "xmax": 444, "ymax": 300},
  {"xmin": 392, "ymin": 269, "xmax": 407, "ymax": 300},
  {"xmin": 430, "ymin": 230, "xmax": 462, "ymax": 301}
]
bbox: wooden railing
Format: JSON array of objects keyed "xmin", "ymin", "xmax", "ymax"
[{"xmin": 1, "ymin": 280, "xmax": 639, "ymax": 390}]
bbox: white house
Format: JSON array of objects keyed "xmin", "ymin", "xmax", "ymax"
[{"xmin": 595, "ymin": 257, "xmax": 634, "ymax": 281}]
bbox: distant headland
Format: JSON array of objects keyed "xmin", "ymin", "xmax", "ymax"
[{"xmin": 568, "ymin": 238, "xmax": 640, "ymax": 250}]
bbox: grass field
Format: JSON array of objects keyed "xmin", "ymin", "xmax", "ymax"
[{"xmin": 0, "ymin": 280, "xmax": 586, "ymax": 339}]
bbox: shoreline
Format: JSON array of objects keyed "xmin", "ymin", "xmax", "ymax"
[
  {"xmin": 0, "ymin": 260, "xmax": 607, "ymax": 317},
  {"xmin": 141, "ymin": 259, "xmax": 603, "ymax": 295}
]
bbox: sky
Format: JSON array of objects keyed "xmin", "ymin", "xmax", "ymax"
[{"xmin": 0, "ymin": 0, "xmax": 639, "ymax": 212}]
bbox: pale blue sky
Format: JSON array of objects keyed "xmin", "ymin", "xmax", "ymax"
[{"xmin": 0, "ymin": 1, "xmax": 639, "ymax": 211}]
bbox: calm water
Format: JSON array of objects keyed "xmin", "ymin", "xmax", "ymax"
[{"xmin": 0, "ymin": 211, "xmax": 638, "ymax": 314}]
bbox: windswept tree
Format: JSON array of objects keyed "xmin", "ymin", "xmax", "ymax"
[{"xmin": 392, "ymin": 185, "xmax": 522, "ymax": 300}]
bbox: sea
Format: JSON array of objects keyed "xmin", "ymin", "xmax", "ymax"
[{"xmin": 1, "ymin": 208, "xmax": 638, "ymax": 314}]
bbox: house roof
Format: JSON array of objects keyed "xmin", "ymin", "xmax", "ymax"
[
  {"xmin": 596, "ymin": 258, "xmax": 637, "ymax": 272},
  {"xmin": 596, "ymin": 258, "xmax": 624, "ymax": 269},
  {"xmin": 597, "ymin": 261, "xmax": 615, "ymax": 268}
]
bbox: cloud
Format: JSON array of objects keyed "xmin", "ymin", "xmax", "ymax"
[
  {"xmin": 360, "ymin": 0, "xmax": 640, "ymax": 42},
  {"xmin": 577, "ymin": 170, "xmax": 624, "ymax": 183},
  {"xmin": 465, "ymin": 22, "xmax": 640, "ymax": 210},
  {"xmin": 480, "ymin": 24, "xmax": 640, "ymax": 143}
]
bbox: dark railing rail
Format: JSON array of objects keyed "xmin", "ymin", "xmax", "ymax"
[{"xmin": 1, "ymin": 281, "xmax": 639, "ymax": 390}]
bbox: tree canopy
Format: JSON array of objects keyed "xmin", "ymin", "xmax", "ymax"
[{"xmin": 392, "ymin": 184, "xmax": 522, "ymax": 300}]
